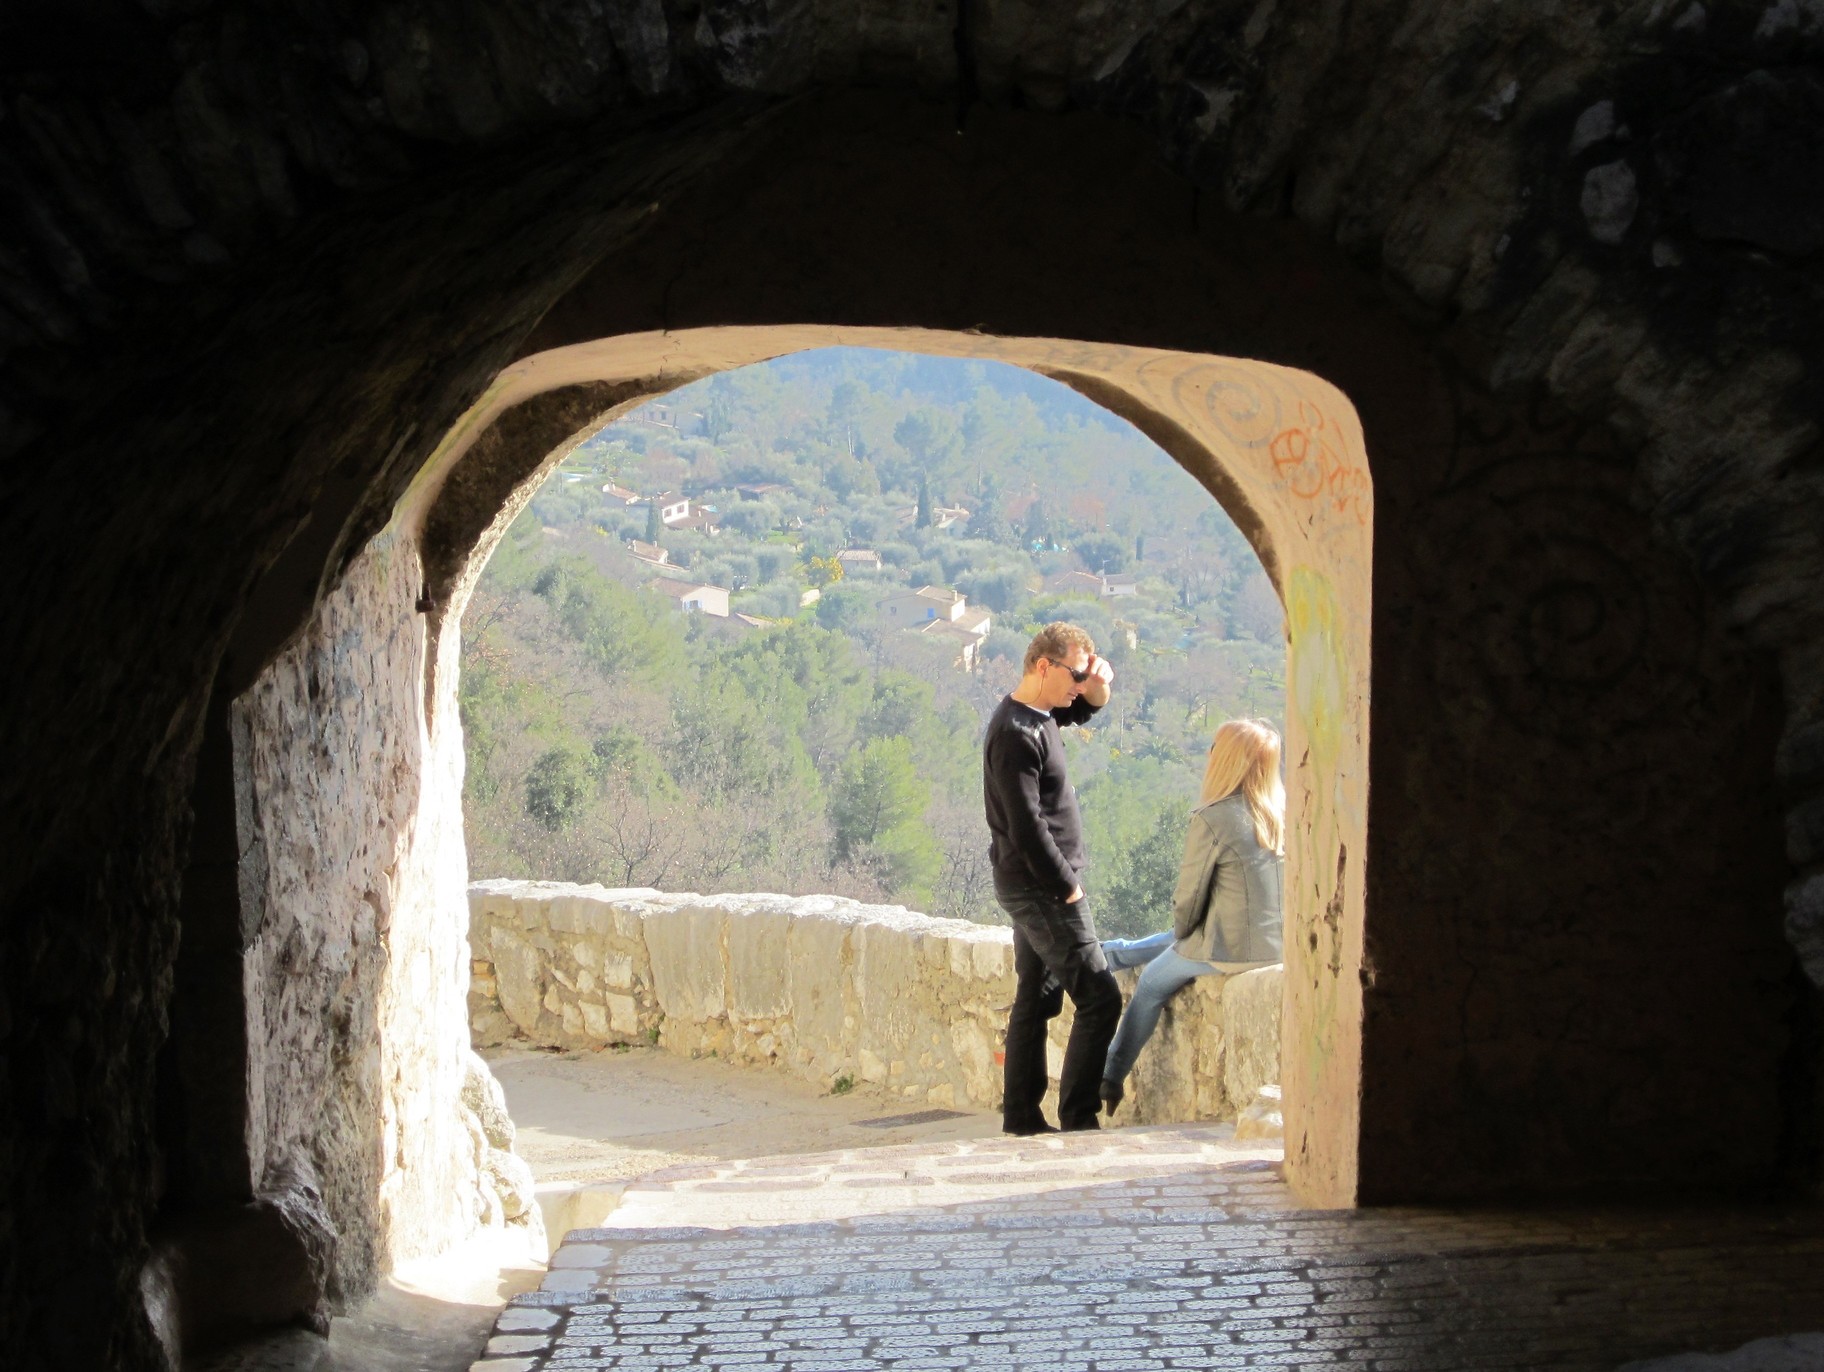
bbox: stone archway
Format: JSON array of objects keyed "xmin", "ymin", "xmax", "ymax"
[{"xmin": 406, "ymin": 327, "xmax": 1375, "ymax": 1206}]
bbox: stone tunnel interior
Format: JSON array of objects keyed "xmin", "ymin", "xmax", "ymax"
[{"xmin": 2, "ymin": 4, "xmax": 1821, "ymax": 1368}]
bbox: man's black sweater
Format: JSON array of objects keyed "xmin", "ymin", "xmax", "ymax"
[{"xmin": 982, "ymin": 693, "xmax": 1101, "ymax": 898}]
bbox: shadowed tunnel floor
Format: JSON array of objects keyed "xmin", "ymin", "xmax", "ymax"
[{"xmin": 491, "ymin": 1123, "xmax": 1824, "ymax": 1371}]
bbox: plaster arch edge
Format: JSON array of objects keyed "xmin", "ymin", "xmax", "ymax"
[{"xmin": 399, "ymin": 325, "xmax": 1374, "ymax": 586}]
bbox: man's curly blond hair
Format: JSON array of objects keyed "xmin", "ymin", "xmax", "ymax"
[{"xmin": 1023, "ymin": 622, "xmax": 1097, "ymax": 673}]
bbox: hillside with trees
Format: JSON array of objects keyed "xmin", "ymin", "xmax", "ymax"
[{"xmin": 460, "ymin": 348, "xmax": 1286, "ymax": 935}]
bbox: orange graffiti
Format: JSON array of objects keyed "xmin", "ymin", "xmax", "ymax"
[{"xmin": 1270, "ymin": 401, "xmax": 1369, "ymax": 526}]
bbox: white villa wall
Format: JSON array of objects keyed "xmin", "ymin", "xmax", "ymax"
[{"xmin": 469, "ymin": 880, "xmax": 1282, "ymax": 1125}]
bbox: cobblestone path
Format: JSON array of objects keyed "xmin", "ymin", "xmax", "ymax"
[{"xmin": 473, "ymin": 1124, "xmax": 1824, "ymax": 1371}]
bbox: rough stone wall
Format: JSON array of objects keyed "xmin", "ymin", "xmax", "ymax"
[
  {"xmin": 470, "ymin": 880, "xmax": 1283, "ymax": 1126},
  {"xmin": 232, "ymin": 530, "xmax": 478, "ymax": 1297},
  {"xmin": 0, "ymin": 4, "xmax": 1819, "ymax": 1363}
]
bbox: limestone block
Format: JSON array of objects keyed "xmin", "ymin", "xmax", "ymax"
[
  {"xmin": 606, "ymin": 993, "xmax": 639, "ymax": 1036},
  {"xmin": 971, "ymin": 936, "xmax": 1011, "ymax": 983},
  {"xmin": 854, "ymin": 921, "xmax": 926, "ymax": 1061},
  {"xmin": 461, "ymin": 1052, "xmax": 515, "ymax": 1151},
  {"xmin": 644, "ymin": 905, "xmax": 729, "ymax": 1022},
  {"xmin": 1126, "ymin": 983, "xmax": 1209, "ymax": 1124},
  {"xmin": 489, "ymin": 926, "xmax": 547, "ymax": 1038},
  {"xmin": 1222, "ymin": 964, "xmax": 1284, "ymax": 1111},
  {"xmin": 546, "ymin": 892, "xmax": 614, "ymax": 936},
  {"xmin": 727, "ymin": 904, "xmax": 795, "ymax": 1018},
  {"xmin": 951, "ymin": 1018, "xmax": 999, "ymax": 1106},
  {"xmin": 786, "ymin": 909, "xmax": 854, "ymax": 1052},
  {"xmin": 485, "ymin": 1148, "xmax": 538, "ymax": 1220},
  {"xmin": 580, "ymin": 1000, "xmax": 609, "ymax": 1040},
  {"xmin": 1234, "ymin": 1085, "xmax": 1284, "ymax": 1141}
]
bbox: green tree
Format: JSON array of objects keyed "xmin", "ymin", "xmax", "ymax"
[
  {"xmin": 815, "ymin": 583, "xmax": 876, "ymax": 635},
  {"xmin": 524, "ymin": 744, "xmax": 596, "ymax": 832},
  {"xmin": 916, "ymin": 472, "xmax": 933, "ymax": 529},
  {"xmin": 1076, "ymin": 531, "xmax": 1130, "ymax": 575},
  {"xmin": 538, "ymin": 558, "xmax": 686, "ymax": 686},
  {"xmin": 645, "ymin": 500, "xmax": 662, "ymax": 542},
  {"xmin": 831, "ymin": 736, "xmax": 928, "ymax": 860},
  {"xmin": 859, "ymin": 672, "xmax": 935, "ymax": 740},
  {"xmin": 894, "ymin": 408, "xmax": 962, "ymax": 476},
  {"xmin": 1022, "ymin": 497, "xmax": 1051, "ymax": 549},
  {"xmin": 1097, "ymin": 799, "xmax": 1188, "ymax": 938}
]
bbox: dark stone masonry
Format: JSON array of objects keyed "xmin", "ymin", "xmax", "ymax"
[{"xmin": 2, "ymin": 3, "xmax": 1821, "ymax": 1368}]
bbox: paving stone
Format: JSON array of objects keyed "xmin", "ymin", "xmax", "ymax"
[{"xmin": 485, "ymin": 1123, "xmax": 1824, "ymax": 1370}]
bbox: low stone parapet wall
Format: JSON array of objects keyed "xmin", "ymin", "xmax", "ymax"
[{"xmin": 468, "ymin": 879, "xmax": 1281, "ymax": 1124}]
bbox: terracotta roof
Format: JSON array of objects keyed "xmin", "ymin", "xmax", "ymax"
[{"xmin": 649, "ymin": 576, "xmax": 723, "ymax": 598}]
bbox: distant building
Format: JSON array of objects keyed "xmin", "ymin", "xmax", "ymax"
[
  {"xmin": 735, "ymin": 482, "xmax": 789, "ymax": 500},
  {"xmin": 601, "ymin": 481, "xmax": 642, "ymax": 504},
  {"xmin": 626, "ymin": 400, "xmax": 704, "ymax": 433},
  {"xmin": 916, "ymin": 618, "xmax": 989, "ymax": 672},
  {"xmin": 894, "ymin": 503, "xmax": 971, "ymax": 530},
  {"xmin": 835, "ymin": 549, "xmax": 883, "ymax": 572},
  {"xmin": 882, "ymin": 585, "xmax": 967, "ymax": 625},
  {"xmin": 1047, "ymin": 570, "xmax": 1106, "ymax": 596},
  {"xmin": 882, "ymin": 587, "xmax": 991, "ymax": 671},
  {"xmin": 648, "ymin": 576, "xmax": 730, "ymax": 617},
  {"xmin": 668, "ymin": 509, "xmax": 722, "ymax": 536},
  {"xmin": 626, "ymin": 540, "xmax": 669, "ymax": 567},
  {"xmin": 649, "ymin": 492, "xmax": 692, "ymax": 526},
  {"xmin": 799, "ymin": 587, "xmax": 822, "ymax": 608},
  {"xmin": 1046, "ymin": 569, "xmax": 1139, "ymax": 598}
]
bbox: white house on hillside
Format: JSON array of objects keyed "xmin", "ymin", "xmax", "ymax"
[
  {"xmin": 648, "ymin": 576, "xmax": 730, "ymax": 617},
  {"xmin": 649, "ymin": 492, "xmax": 692, "ymax": 525},
  {"xmin": 882, "ymin": 586, "xmax": 991, "ymax": 671},
  {"xmin": 835, "ymin": 549, "xmax": 884, "ymax": 572},
  {"xmin": 1047, "ymin": 570, "xmax": 1106, "ymax": 596},
  {"xmin": 882, "ymin": 585, "xmax": 965, "ymax": 625}
]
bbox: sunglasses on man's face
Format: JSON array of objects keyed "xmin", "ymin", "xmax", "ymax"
[{"xmin": 1047, "ymin": 658, "xmax": 1091, "ymax": 684}]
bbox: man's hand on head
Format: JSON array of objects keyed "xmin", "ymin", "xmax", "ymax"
[{"xmin": 1079, "ymin": 654, "xmax": 1113, "ymax": 708}]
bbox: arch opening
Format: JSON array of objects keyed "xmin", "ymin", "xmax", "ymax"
[{"xmin": 406, "ymin": 325, "xmax": 1375, "ymax": 1204}]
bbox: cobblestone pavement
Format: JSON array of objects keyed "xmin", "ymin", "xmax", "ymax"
[{"xmin": 472, "ymin": 1124, "xmax": 1824, "ymax": 1371}]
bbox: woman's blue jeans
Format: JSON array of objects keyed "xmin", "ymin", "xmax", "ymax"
[{"xmin": 1101, "ymin": 932, "xmax": 1218, "ymax": 1086}]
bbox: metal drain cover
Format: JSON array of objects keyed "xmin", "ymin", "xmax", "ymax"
[{"xmin": 854, "ymin": 1108, "xmax": 970, "ymax": 1129}]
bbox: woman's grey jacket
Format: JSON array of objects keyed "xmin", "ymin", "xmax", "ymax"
[{"xmin": 1171, "ymin": 792, "xmax": 1284, "ymax": 965}]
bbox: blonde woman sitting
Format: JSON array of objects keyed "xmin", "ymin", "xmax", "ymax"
[{"xmin": 1099, "ymin": 718, "xmax": 1285, "ymax": 1115}]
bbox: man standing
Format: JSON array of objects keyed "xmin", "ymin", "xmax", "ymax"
[{"xmin": 983, "ymin": 622, "xmax": 1120, "ymax": 1134}]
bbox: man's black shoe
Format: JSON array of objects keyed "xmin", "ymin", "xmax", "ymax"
[{"xmin": 1003, "ymin": 1120, "xmax": 1060, "ymax": 1136}]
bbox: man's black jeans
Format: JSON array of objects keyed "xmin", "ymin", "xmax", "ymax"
[{"xmin": 996, "ymin": 885, "xmax": 1123, "ymax": 1132}]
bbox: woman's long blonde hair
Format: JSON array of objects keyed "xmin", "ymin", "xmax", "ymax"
[{"xmin": 1199, "ymin": 718, "xmax": 1285, "ymax": 855}]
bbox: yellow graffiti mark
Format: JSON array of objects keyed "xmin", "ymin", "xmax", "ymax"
[
  {"xmin": 1286, "ymin": 566, "xmax": 1351, "ymax": 1082},
  {"xmin": 1288, "ymin": 567, "xmax": 1346, "ymax": 792}
]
